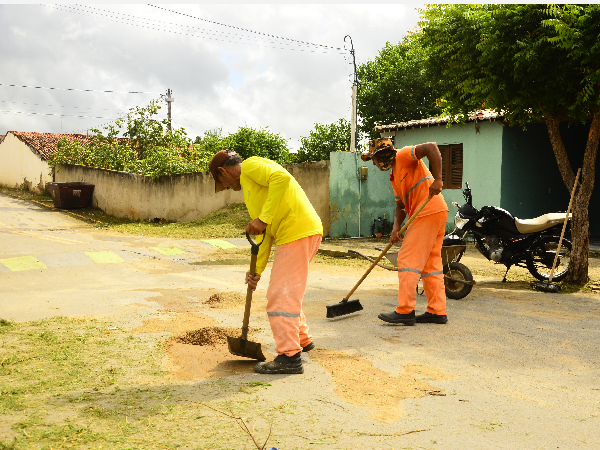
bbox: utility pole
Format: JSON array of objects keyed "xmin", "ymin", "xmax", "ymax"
[
  {"xmin": 345, "ymin": 36, "xmax": 358, "ymax": 152},
  {"xmin": 165, "ymin": 89, "xmax": 174, "ymax": 133}
]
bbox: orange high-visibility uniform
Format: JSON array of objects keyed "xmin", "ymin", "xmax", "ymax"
[
  {"xmin": 240, "ymin": 157, "xmax": 323, "ymax": 356},
  {"xmin": 390, "ymin": 146, "xmax": 449, "ymax": 315}
]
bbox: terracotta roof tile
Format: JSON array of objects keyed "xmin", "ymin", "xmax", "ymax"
[
  {"xmin": 7, "ymin": 131, "xmax": 130, "ymax": 160},
  {"xmin": 8, "ymin": 131, "xmax": 94, "ymax": 160},
  {"xmin": 375, "ymin": 109, "xmax": 500, "ymax": 133}
]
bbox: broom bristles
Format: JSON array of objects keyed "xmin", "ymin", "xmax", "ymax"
[{"xmin": 326, "ymin": 299, "xmax": 363, "ymax": 318}]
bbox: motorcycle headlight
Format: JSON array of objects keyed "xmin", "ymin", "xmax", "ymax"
[{"xmin": 454, "ymin": 213, "xmax": 469, "ymax": 230}]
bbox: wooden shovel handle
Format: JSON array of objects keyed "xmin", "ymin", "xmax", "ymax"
[{"xmin": 343, "ymin": 196, "xmax": 431, "ymax": 301}]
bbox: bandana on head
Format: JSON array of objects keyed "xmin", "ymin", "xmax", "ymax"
[{"xmin": 374, "ymin": 149, "xmax": 396, "ymax": 170}]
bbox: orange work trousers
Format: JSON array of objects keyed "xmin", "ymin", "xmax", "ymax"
[
  {"xmin": 395, "ymin": 211, "xmax": 448, "ymax": 315},
  {"xmin": 266, "ymin": 234, "xmax": 321, "ymax": 357}
]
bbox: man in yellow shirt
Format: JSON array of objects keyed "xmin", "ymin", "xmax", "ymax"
[{"xmin": 209, "ymin": 150, "xmax": 323, "ymax": 374}]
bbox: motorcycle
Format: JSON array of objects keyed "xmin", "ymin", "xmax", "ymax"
[{"xmin": 446, "ymin": 182, "xmax": 572, "ymax": 291}]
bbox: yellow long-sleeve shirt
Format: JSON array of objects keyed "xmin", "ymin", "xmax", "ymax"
[{"xmin": 240, "ymin": 157, "xmax": 323, "ymax": 274}]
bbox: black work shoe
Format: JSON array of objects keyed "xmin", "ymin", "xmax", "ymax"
[
  {"xmin": 302, "ymin": 342, "xmax": 315, "ymax": 352},
  {"xmin": 416, "ymin": 311, "xmax": 448, "ymax": 324},
  {"xmin": 255, "ymin": 352, "xmax": 303, "ymax": 374},
  {"xmin": 378, "ymin": 310, "xmax": 415, "ymax": 325}
]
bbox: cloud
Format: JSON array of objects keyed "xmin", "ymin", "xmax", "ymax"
[{"xmin": 0, "ymin": 3, "xmax": 422, "ymax": 149}]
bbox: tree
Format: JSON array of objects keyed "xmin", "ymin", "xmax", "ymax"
[
  {"xmin": 419, "ymin": 4, "xmax": 600, "ymax": 285},
  {"xmin": 295, "ymin": 118, "xmax": 351, "ymax": 163},
  {"xmin": 221, "ymin": 126, "xmax": 292, "ymax": 163},
  {"xmin": 356, "ymin": 34, "xmax": 443, "ymax": 139}
]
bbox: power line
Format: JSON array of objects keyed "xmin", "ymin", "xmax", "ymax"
[
  {"xmin": 75, "ymin": 4, "xmax": 323, "ymax": 50},
  {"xmin": 44, "ymin": 4, "xmax": 347, "ymax": 55},
  {"xmin": 0, "ymin": 99, "xmax": 119, "ymax": 111},
  {"xmin": 148, "ymin": 4, "xmax": 343, "ymax": 51},
  {"xmin": 0, "ymin": 82, "xmax": 159, "ymax": 94},
  {"xmin": 0, "ymin": 110, "xmax": 123, "ymax": 119}
]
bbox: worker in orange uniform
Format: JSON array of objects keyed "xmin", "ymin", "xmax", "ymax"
[
  {"xmin": 362, "ymin": 138, "xmax": 449, "ymax": 325},
  {"xmin": 209, "ymin": 149, "xmax": 323, "ymax": 374}
]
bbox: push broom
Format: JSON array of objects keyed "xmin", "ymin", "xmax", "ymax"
[
  {"xmin": 532, "ymin": 168, "xmax": 580, "ymax": 293},
  {"xmin": 326, "ymin": 196, "xmax": 431, "ymax": 318}
]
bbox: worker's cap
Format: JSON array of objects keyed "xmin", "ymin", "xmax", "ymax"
[
  {"xmin": 209, "ymin": 150, "xmax": 238, "ymax": 193},
  {"xmin": 361, "ymin": 138, "xmax": 395, "ymax": 162}
]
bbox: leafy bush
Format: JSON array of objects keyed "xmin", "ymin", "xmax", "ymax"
[{"xmin": 49, "ymin": 102, "xmax": 293, "ymax": 177}]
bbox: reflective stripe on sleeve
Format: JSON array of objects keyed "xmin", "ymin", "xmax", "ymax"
[{"xmin": 411, "ymin": 145, "xmax": 417, "ymax": 161}]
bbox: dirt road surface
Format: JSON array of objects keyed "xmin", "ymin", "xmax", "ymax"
[{"xmin": 1, "ymin": 192, "xmax": 599, "ymax": 449}]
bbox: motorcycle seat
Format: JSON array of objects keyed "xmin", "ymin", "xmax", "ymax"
[{"xmin": 514, "ymin": 213, "xmax": 571, "ymax": 234}]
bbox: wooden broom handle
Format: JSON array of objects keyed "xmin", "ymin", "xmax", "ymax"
[
  {"xmin": 548, "ymin": 168, "xmax": 580, "ymax": 283},
  {"xmin": 343, "ymin": 196, "xmax": 431, "ymax": 300}
]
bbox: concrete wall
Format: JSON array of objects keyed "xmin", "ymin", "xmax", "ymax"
[
  {"xmin": 329, "ymin": 151, "xmax": 395, "ymax": 237},
  {"xmin": 0, "ymin": 133, "xmax": 51, "ymax": 193},
  {"xmin": 391, "ymin": 120, "xmax": 505, "ymax": 230},
  {"xmin": 54, "ymin": 160, "xmax": 331, "ymax": 235}
]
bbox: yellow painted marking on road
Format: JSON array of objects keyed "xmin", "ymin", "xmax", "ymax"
[
  {"xmin": 203, "ymin": 239, "xmax": 236, "ymax": 249},
  {"xmin": 174, "ymin": 272, "xmax": 237, "ymax": 288},
  {"xmin": 0, "ymin": 221, "xmax": 85, "ymax": 244},
  {"xmin": 0, "ymin": 256, "xmax": 47, "ymax": 271},
  {"xmin": 150, "ymin": 246, "xmax": 186, "ymax": 256},
  {"xmin": 85, "ymin": 251, "xmax": 124, "ymax": 264}
]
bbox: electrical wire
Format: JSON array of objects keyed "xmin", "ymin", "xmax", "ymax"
[
  {"xmin": 0, "ymin": 82, "xmax": 159, "ymax": 94},
  {"xmin": 0, "ymin": 100, "xmax": 116, "ymax": 111},
  {"xmin": 0, "ymin": 110, "xmax": 122, "ymax": 119},
  {"xmin": 43, "ymin": 4, "xmax": 347, "ymax": 55},
  {"xmin": 148, "ymin": 4, "xmax": 343, "ymax": 51}
]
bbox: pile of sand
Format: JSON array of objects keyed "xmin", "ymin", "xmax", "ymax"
[{"xmin": 173, "ymin": 326, "xmax": 238, "ymax": 346}]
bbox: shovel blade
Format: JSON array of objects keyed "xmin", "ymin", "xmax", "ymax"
[{"xmin": 227, "ymin": 336, "xmax": 266, "ymax": 361}]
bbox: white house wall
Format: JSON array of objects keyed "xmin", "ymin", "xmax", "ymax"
[{"xmin": 0, "ymin": 133, "xmax": 51, "ymax": 193}]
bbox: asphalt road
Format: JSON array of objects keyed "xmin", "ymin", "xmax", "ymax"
[{"xmin": 2, "ymin": 192, "xmax": 600, "ymax": 449}]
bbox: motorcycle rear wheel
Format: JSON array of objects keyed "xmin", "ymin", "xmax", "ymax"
[
  {"xmin": 526, "ymin": 238, "xmax": 572, "ymax": 282},
  {"xmin": 444, "ymin": 262, "xmax": 473, "ymax": 300}
]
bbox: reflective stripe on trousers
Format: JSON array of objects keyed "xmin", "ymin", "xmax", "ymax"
[
  {"xmin": 396, "ymin": 211, "xmax": 448, "ymax": 315},
  {"xmin": 266, "ymin": 234, "xmax": 321, "ymax": 357}
]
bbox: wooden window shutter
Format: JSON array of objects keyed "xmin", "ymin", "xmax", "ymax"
[{"xmin": 435, "ymin": 144, "xmax": 463, "ymax": 190}]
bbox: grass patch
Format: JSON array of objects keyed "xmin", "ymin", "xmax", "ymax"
[{"xmin": 0, "ymin": 317, "xmax": 292, "ymax": 449}]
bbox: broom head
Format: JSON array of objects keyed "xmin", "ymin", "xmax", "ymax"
[
  {"xmin": 532, "ymin": 281, "xmax": 561, "ymax": 293},
  {"xmin": 326, "ymin": 299, "xmax": 363, "ymax": 318}
]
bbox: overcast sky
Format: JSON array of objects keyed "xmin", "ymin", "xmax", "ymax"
[{"xmin": 0, "ymin": 3, "xmax": 423, "ymax": 151}]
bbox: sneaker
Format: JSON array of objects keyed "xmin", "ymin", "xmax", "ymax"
[
  {"xmin": 302, "ymin": 342, "xmax": 315, "ymax": 352},
  {"xmin": 378, "ymin": 310, "xmax": 415, "ymax": 325},
  {"xmin": 255, "ymin": 352, "xmax": 303, "ymax": 374},
  {"xmin": 416, "ymin": 311, "xmax": 448, "ymax": 324}
]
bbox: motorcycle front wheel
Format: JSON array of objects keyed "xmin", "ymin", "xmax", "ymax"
[
  {"xmin": 444, "ymin": 262, "xmax": 473, "ymax": 300},
  {"xmin": 526, "ymin": 238, "xmax": 572, "ymax": 282}
]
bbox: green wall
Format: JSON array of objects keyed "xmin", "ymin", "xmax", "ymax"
[
  {"xmin": 501, "ymin": 120, "xmax": 600, "ymax": 235},
  {"xmin": 329, "ymin": 151, "xmax": 395, "ymax": 237},
  {"xmin": 328, "ymin": 118, "xmax": 599, "ymax": 237},
  {"xmin": 392, "ymin": 120, "xmax": 504, "ymax": 230}
]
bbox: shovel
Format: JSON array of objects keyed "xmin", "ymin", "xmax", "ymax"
[
  {"xmin": 326, "ymin": 196, "xmax": 431, "ymax": 318},
  {"xmin": 226, "ymin": 231, "xmax": 267, "ymax": 361},
  {"xmin": 532, "ymin": 168, "xmax": 580, "ymax": 293}
]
